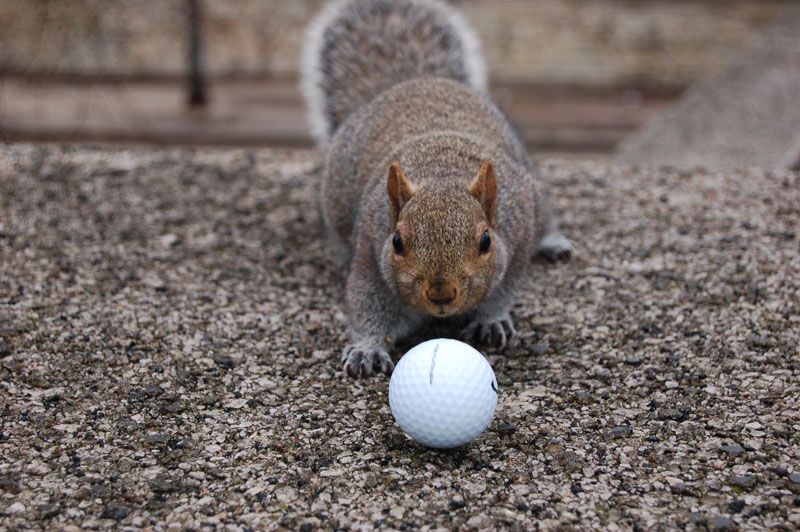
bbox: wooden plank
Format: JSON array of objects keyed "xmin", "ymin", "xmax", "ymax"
[
  {"xmin": 0, "ymin": 77, "xmax": 676, "ymax": 153},
  {"xmin": 0, "ymin": 0, "xmax": 793, "ymax": 87}
]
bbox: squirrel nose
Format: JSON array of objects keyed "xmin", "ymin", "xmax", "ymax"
[{"xmin": 425, "ymin": 282, "xmax": 457, "ymax": 306}]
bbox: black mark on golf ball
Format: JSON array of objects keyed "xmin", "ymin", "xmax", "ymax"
[
  {"xmin": 429, "ymin": 344, "xmax": 439, "ymax": 385},
  {"xmin": 491, "ymin": 380, "xmax": 498, "ymax": 394}
]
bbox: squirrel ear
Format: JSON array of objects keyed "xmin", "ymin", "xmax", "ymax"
[
  {"xmin": 469, "ymin": 160, "xmax": 498, "ymax": 226},
  {"xmin": 387, "ymin": 161, "xmax": 416, "ymax": 227}
]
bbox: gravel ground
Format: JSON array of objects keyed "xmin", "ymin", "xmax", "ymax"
[{"xmin": 1, "ymin": 144, "xmax": 799, "ymax": 530}]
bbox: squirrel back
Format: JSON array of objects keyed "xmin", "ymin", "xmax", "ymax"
[{"xmin": 301, "ymin": 0, "xmax": 486, "ymax": 148}]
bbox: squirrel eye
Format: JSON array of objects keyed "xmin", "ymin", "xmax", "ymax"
[
  {"xmin": 479, "ymin": 231, "xmax": 491, "ymax": 254},
  {"xmin": 392, "ymin": 231, "xmax": 404, "ymax": 254}
]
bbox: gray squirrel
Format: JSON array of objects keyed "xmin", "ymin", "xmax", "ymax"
[{"xmin": 301, "ymin": 0, "xmax": 572, "ymax": 377}]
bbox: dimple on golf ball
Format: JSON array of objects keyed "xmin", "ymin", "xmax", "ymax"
[{"xmin": 388, "ymin": 338, "xmax": 498, "ymax": 449}]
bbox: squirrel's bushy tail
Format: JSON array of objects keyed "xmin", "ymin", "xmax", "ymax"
[{"xmin": 301, "ymin": 0, "xmax": 486, "ymax": 148}]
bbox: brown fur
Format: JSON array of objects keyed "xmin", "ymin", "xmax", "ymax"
[
  {"xmin": 469, "ymin": 160, "xmax": 498, "ymax": 226},
  {"xmin": 305, "ymin": 1, "xmax": 572, "ymax": 377},
  {"xmin": 388, "ymin": 161, "xmax": 500, "ymax": 318},
  {"xmin": 387, "ymin": 161, "xmax": 417, "ymax": 227}
]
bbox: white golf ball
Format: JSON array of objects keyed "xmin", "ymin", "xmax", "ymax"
[{"xmin": 388, "ymin": 338, "xmax": 498, "ymax": 449}]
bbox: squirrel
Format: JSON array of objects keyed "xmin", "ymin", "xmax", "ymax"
[{"xmin": 301, "ymin": 0, "xmax": 573, "ymax": 378}]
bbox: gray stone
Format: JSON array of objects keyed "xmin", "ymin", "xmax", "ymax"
[
  {"xmin": 720, "ymin": 444, "xmax": 744, "ymax": 456},
  {"xmin": 617, "ymin": 7, "xmax": 800, "ymax": 170},
  {"xmin": 710, "ymin": 515, "xmax": 735, "ymax": 530},
  {"xmin": 731, "ymin": 475, "xmax": 757, "ymax": 490}
]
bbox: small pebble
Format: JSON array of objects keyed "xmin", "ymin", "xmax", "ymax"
[
  {"xmin": 92, "ymin": 484, "xmax": 110, "ymax": 498},
  {"xmin": 127, "ymin": 390, "xmax": 146, "ymax": 403},
  {"xmin": 448, "ymin": 499, "xmax": 465, "ymax": 510},
  {"xmin": 771, "ymin": 466, "xmax": 788, "ymax": 477},
  {"xmin": 687, "ymin": 512, "xmax": 705, "ymax": 524},
  {"xmin": 610, "ymin": 426, "xmax": 631, "ymax": 438},
  {"xmin": 531, "ymin": 342, "xmax": 549, "ymax": 355},
  {"xmin": 728, "ymin": 499, "xmax": 745, "ymax": 513},
  {"xmin": 163, "ymin": 401, "xmax": 183, "ymax": 414},
  {"xmin": 709, "ymin": 515, "xmax": 734, "ymax": 530},
  {"xmin": 101, "ymin": 506, "xmax": 129, "ymax": 520},
  {"xmin": 670, "ymin": 482, "xmax": 691, "ymax": 495},
  {"xmin": 659, "ymin": 408, "xmax": 688, "ymax": 422},
  {"xmin": 147, "ymin": 433, "xmax": 168, "ymax": 445},
  {"xmin": 118, "ymin": 419, "xmax": 138, "ymax": 431},
  {"xmin": 150, "ymin": 478, "xmax": 175, "ymax": 493},
  {"xmin": 214, "ymin": 355, "xmax": 235, "ymax": 369},
  {"xmin": 745, "ymin": 333, "xmax": 772, "ymax": 348},
  {"xmin": 0, "ymin": 478, "xmax": 19, "ymax": 493},
  {"xmin": 496, "ymin": 422, "xmax": 516, "ymax": 435},
  {"xmin": 719, "ymin": 444, "xmax": 743, "ymax": 456},
  {"xmin": 144, "ymin": 385, "xmax": 163, "ymax": 397},
  {"xmin": 730, "ymin": 475, "xmax": 756, "ymax": 490},
  {"xmin": 39, "ymin": 503, "xmax": 60, "ymax": 519},
  {"xmin": 7, "ymin": 502, "xmax": 26, "ymax": 514}
]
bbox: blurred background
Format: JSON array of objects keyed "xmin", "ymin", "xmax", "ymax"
[{"xmin": 1, "ymin": 0, "xmax": 798, "ymax": 164}]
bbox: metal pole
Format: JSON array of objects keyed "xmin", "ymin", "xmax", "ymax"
[{"xmin": 187, "ymin": 0, "xmax": 207, "ymax": 107}]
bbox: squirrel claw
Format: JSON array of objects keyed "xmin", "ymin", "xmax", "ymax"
[
  {"xmin": 460, "ymin": 315, "xmax": 516, "ymax": 350},
  {"xmin": 341, "ymin": 341, "xmax": 394, "ymax": 378}
]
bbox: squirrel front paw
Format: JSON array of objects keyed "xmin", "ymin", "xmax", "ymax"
[
  {"xmin": 341, "ymin": 338, "xmax": 395, "ymax": 378},
  {"xmin": 460, "ymin": 313, "xmax": 517, "ymax": 350}
]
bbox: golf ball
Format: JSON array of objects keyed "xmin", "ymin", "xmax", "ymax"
[{"xmin": 388, "ymin": 338, "xmax": 498, "ymax": 449}]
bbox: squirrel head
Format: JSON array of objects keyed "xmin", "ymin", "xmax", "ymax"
[{"xmin": 381, "ymin": 160, "xmax": 508, "ymax": 317}]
